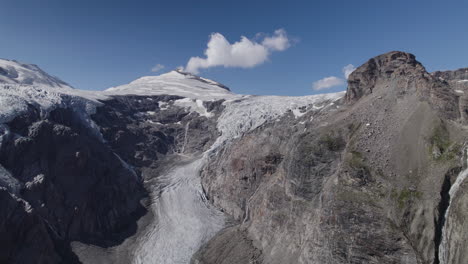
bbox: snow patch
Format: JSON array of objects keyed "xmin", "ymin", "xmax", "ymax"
[
  {"xmin": 291, "ymin": 108, "xmax": 306, "ymax": 118},
  {"xmin": 25, "ymin": 174, "xmax": 45, "ymax": 190},
  {"xmin": 158, "ymin": 101, "xmax": 169, "ymax": 110},
  {"xmin": 146, "ymin": 120, "xmax": 163, "ymax": 125},
  {"xmin": 0, "ymin": 165, "xmax": 21, "ymax": 195},
  {"xmin": 174, "ymin": 98, "xmax": 213, "ymax": 118}
]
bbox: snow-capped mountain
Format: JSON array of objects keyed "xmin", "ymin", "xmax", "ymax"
[
  {"xmin": 105, "ymin": 69, "xmax": 236, "ymax": 100},
  {"xmin": 0, "ymin": 59, "xmax": 72, "ymax": 88},
  {"xmin": 0, "ymin": 59, "xmax": 103, "ymax": 124},
  {"xmin": 1, "ymin": 52, "xmax": 468, "ymax": 264}
]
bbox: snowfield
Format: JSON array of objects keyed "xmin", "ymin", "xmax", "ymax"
[
  {"xmin": 0, "ymin": 59, "xmax": 72, "ymax": 88},
  {"xmin": 105, "ymin": 70, "xmax": 237, "ymax": 101},
  {"xmin": 211, "ymin": 92, "xmax": 344, "ymax": 150}
]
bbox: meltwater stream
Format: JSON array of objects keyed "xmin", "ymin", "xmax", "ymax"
[
  {"xmin": 438, "ymin": 149, "xmax": 468, "ymax": 264},
  {"xmin": 132, "ymin": 157, "xmax": 226, "ymax": 264}
]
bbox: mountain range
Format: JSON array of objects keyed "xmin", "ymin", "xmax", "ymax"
[{"xmin": 0, "ymin": 51, "xmax": 467, "ymax": 264}]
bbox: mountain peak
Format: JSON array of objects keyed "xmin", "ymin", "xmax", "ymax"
[
  {"xmin": 0, "ymin": 59, "xmax": 72, "ymax": 88},
  {"xmin": 345, "ymin": 51, "xmax": 427, "ymax": 103},
  {"xmin": 105, "ymin": 69, "xmax": 234, "ymax": 100}
]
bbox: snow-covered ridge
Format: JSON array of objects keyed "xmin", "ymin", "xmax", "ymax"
[
  {"xmin": 105, "ymin": 69, "xmax": 236, "ymax": 101},
  {"xmin": 0, "ymin": 59, "xmax": 110, "ymax": 125},
  {"xmin": 0, "ymin": 83, "xmax": 107, "ymax": 124},
  {"xmin": 0, "ymin": 61, "xmax": 346, "ymax": 148},
  {"xmin": 0, "ymin": 59, "xmax": 72, "ymax": 88},
  {"xmin": 0, "ymin": 59, "xmax": 106, "ymax": 123},
  {"xmin": 0, "ymin": 59, "xmax": 346, "ymax": 145},
  {"xmin": 211, "ymin": 92, "xmax": 345, "ymax": 150}
]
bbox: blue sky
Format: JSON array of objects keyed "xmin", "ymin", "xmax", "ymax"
[{"xmin": 1, "ymin": 0, "xmax": 467, "ymax": 95}]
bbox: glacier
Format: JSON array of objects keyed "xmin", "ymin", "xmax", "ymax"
[
  {"xmin": 132, "ymin": 157, "xmax": 226, "ymax": 264},
  {"xmin": 1, "ymin": 58, "xmax": 346, "ymax": 264}
]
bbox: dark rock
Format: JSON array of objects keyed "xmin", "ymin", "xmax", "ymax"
[{"xmin": 0, "ymin": 105, "xmax": 147, "ymax": 262}]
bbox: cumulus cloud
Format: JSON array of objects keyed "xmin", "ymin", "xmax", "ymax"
[
  {"xmin": 312, "ymin": 76, "xmax": 345, "ymax": 91},
  {"xmin": 342, "ymin": 64, "xmax": 356, "ymax": 79},
  {"xmin": 185, "ymin": 29, "xmax": 291, "ymax": 74},
  {"xmin": 262, "ymin": 29, "xmax": 290, "ymax": 51},
  {"xmin": 151, "ymin": 64, "xmax": 165, "ymax": 72},
  {"xmin": 312, "ymin": 64, "xmax": 357, "ymax": 91}
]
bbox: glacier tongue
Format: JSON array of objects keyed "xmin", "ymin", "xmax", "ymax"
[{"xmin": 132, "ymin": 157, "xmax": 226, "ymax": 264}]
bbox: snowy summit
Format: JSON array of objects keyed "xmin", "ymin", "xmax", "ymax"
[
  {"xmin": 105, "ymin": 69, "xmax": 236, "ymax": 101},
  {"xmin": 0, "ymin": 59, "xmax": 72, "ymax": 88}
]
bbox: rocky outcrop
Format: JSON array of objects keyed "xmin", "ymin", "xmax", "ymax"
[
  {"xmin": 91, "ymin": 95, "xmax": 223, "ymax": 169},
  {"xmin": 191, "ymin": 226, "xmax": 263, "ymax": 264},
  {"xmin": 345, "ymin": 51, "xmax": 427, "ymax": 102},
  {"xmin": 432, "ymin": 68, "xmax": 468, "ymax": 81},
  {"xmin": 0, "ymin": 105, "xmax": 146, "ymax": 263},
  {"xmin": 346, "ymin": 51, "xmax": 460, "ymax": 121}
]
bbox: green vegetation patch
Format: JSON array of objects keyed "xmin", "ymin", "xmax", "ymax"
[
  {"xmin": 391, "ymin": 188, "xmax": 423, "ymax": 209},
  {"xmin": 337, "ymin": 189, "xmax": 376, "ymax": 205},
  {"xmin": 347, "ymin": 122, "xmax": 362, "ymax": 138},
  {"xmin": 347, "ymin": 151, "xmax": 368, "ymax": 170},
  {"xmin": 428, "ymin": 123, "xmax": 461, "ymax": 162},
  {"xmin": 319, "ymin": 132, "xmax": 345, "ymax": 152}
]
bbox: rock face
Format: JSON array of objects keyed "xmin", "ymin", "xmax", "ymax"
[
  {"xmin": 0, "ymin": 105, "xmax": 146, "ymax": 263},
  {"xmin": 196, "ymin": 51, "xmax": 468, "ymax": 264},
  {"xmin": 1, "ymin": 52, "xmax": 468, "ymax": 264},
  {"xmin": 346, "ymin": 51, "xmax": 426, "ymax": 102}
]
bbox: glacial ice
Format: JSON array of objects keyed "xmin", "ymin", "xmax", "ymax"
[{"xmin": 132, "ymin": 158, "xmax": 226, "ymax": 264}]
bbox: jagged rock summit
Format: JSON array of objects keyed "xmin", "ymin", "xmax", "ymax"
[{"xmin": 346, "ymin": 51, "xmax": 429, "ymax": 102}]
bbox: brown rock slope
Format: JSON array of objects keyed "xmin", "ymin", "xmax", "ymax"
[{"xmin": 195, "ymin": 51, "xmax": 468, "ymax": 264}]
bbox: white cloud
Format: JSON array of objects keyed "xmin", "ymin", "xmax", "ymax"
[
  {"xmin": 185, "ymin": 29, "xmax": 291, "ymax": 74},
  {"xmin": 312, "ymin": 64, "xmax": 356, "ymax": 91},
  {"xmin": 262, "ymin": 29, "xmax": 290, "ymax": 51},
  {"xmin": 312, "ymin": 76, "xmax": 345, "ymax": 91},
  {"xmin": 151, "ymin": 64, "xmax": 165, "ymax": 72},
  {"xmin": 342, "ymin": 64, "xmax": 356, "ymax": 79}
]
